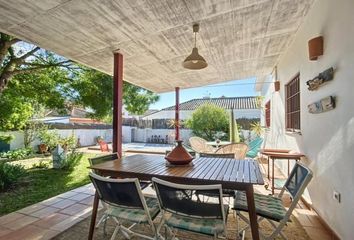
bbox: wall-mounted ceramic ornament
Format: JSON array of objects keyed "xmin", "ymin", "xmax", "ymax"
[
  {"xmin": 306, "ymin": 67, "xmax": 334, "ymax": 91},
  {"xmin": 308, "ymin": 96, "xmax": 336, "ymax": 114}
]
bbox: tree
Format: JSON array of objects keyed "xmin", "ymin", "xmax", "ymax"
[
  {"xmin": 71, "ymin": 68, "xmax": 159, "ymax": 120},
  {"xmin": 0, "ymin": 63, "xmax": 73, "ymax": 131},
  {"xmin": 0, "ymin": 32, "xmax": 159, "ymax": 130},
  {"xmin": 0, "ymin": 32, "xmax": 71, "ymax": 93},
  {"xmin": 186, "ymin": 104, "xmax": 229, "ymax": 141}
]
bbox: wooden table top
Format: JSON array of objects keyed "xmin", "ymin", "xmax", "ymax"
[
  {"xmin": 90, "ymin": 154, "xmax": 264, "ymax": 189},
  {"xmin": 260, "ymin": 148, "xmax": 291, "ymax": 153},
  {"xmin": 260, "ymin": 150, "xmax": 305, "ymax": 159}
]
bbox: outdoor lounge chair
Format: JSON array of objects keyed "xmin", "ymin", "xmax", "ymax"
[
  {"xmin": 152, "ymin": 177, "xmax": 228, "ymax": 239},
  {"xmin": 189, "ymin": 136, "xmax": 216, "ymax": 154},
  {"xmin": 216, "ymin": 143, "xmax": 248, "ymax": 159},
  {"xmin": 89, "ymin": 172, "xmax": 160, "ymax": 240},
  {"xmin": 233, "ymin": 162, "xmax": 313, "ymax": 239},
  {"xmin": 246, "ymin": 137, "xmax": 263, "ymax": 158}
]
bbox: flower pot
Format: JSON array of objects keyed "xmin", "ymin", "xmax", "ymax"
[{"xmin": 38, "ymin": 144, "xmax": 48, "ymax": 154}]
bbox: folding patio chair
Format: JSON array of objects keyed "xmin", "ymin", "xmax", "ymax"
[
  {"xmin": 233, "ymin": 162, "xmax": 313, "ymax": 239},
  {"xmin": 152, "ymin": 177, "xmax": 228, "ymax": 239},
  {"xmin": 89, "ymin": 172, "xmax": 160, "ymax": 240},
  {"xmin": 88, "ymin": 153, "xmax": 151, "ymax": 229}
]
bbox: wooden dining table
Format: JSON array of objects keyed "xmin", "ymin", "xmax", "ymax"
[{"xmin": 88, "ymin": 154, "xmax": 264, "ymax": 240}]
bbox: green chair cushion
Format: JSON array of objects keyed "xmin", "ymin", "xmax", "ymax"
[
  {"xmin": 164, "ymin": 205, "xmax": 228, "ymax": 236},
  {"xmin": 106, "ymin": 196, "xmax": 160, "ymax": 223},
  {"xmin": 233, "ymin": 191, "xmax": 288, "ymax": 222}
]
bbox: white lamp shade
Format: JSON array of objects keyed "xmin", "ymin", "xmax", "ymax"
[{"xmin": 182, "ymin": 47, "xmax": 208, "ymax": 70}]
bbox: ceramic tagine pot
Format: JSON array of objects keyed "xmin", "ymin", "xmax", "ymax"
[{"xmin": 165, "ymin": 140, "xmax": 194, "ymax": 165}]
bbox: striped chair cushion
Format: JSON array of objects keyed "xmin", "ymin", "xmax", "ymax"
[
  {"xmin": 233, "ymin": 191, "xmax": 288, "ymax": 222},
  {"xmin": 164, "ymin": 205, "xmax": 228, "ymax": 236},
  {"xmin": 106, "ymin": 196, "xmax": 160, "ymax": 223}
]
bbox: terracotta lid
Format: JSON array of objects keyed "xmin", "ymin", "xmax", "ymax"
[{"xmin": 165, "ymin": 140, "xmax": 194, "ymax": 165}]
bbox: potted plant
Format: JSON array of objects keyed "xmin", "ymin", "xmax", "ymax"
[
  {"xmin": 95, "ymin": 136, "xmax": 104, "ymax": 144},
  {"xmin": 38, "ymin": 129, "xmax": 60, "ymax": 153}
]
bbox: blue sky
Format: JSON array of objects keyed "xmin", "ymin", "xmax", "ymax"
[{"xmin": 149, "ymin": 77, "xmax": 259, "ymax": 110}]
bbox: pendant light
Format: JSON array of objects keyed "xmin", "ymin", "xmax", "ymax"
[{"xmin": 182, "ymin": 24, "xmax": 208, "ymax": 70}]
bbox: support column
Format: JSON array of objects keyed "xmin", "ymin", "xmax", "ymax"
[
  {"xmin": 175, "ymin": 87, "xmax": 180, "ymax": 141},
  {"xmin": 113, "ymin": 52, "xmax": 123, "ymax": 156}
]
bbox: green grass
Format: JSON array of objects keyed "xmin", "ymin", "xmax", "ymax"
[{"xmin": 0, "ymin": 153, "xmax": 99, "ymax": 216}]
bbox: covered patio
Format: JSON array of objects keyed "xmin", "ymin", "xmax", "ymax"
[{"xmin": 0, "ymin": 0, "xmax": 352, "ymax": 239}]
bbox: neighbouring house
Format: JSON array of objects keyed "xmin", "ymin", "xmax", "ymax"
[
  {"xmin": 259, "ymin": 0, "xmax": 354, "ymax": 238},
  {"xmin": 35, "ymin": 107, "xmax": 104, "ymax": 124},
  {"xmin": 142, "ymin": 96, "xmax": 261, "ymax": 121}
]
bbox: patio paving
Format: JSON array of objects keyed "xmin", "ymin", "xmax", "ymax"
[{"xmin": 0, "ymin": 155, "xmax": 334, "ymax": 240}]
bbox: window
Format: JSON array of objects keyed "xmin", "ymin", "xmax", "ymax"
[
  {"xmin": 265, "ymin": 101, "xmax": 271, "ymax": 128},
  {"xmin": 285, "ymin": 74, "xmax": 300, "ymax": 131}
]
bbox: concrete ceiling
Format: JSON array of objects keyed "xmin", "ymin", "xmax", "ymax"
[{"xmin": 0, "ymin": 0, "xmax": 314, "ymax": 93}]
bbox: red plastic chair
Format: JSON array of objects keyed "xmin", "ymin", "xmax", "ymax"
[{"xmin": 98, "ymin": 140, "xmax": 110, "ymax": 152}]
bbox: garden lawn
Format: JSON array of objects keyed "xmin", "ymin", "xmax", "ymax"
[{"xmin": 0, "ymin": 153, "xmax": 100, "ymax": 216}]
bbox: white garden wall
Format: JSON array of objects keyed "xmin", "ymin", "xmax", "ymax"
[
  {"xmin": 4, "ymin": 129, "xmax": 114, "ymax": 150},
  {"xmin": 261, "ymin": 0, "xmax": 354, "ymax": 238}
]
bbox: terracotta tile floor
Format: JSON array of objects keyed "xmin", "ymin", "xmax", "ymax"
[{"xmin": 0, "ymin": 158, "xmax": 336, "ymax": 240}]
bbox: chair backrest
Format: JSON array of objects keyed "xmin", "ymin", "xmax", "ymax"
[
  {"xmin": 216, "ymin": 143, "xmax": 248, "ymax": 159},
  {"xmin": 98, "ymin": 140, "xmax": 110, "ymax": 152},
  {"xmin": 199, "ymin": 153, "xmax": 235, "ymax": 158},
  {"xmin": 282, "ymin": 163, "xmax": 313, "ymax": 200},
  {"xmin": 89, "ymin": 172, "xmax": 144, "ymax": 209},
  {"xmin": 152, "ymin": 177, "xmax": 225, "ymax": 220},
  {"xmin": 246, "ymin": 137, "xmax": 263, "ymax": 158},
  {"xmin": 278, "ymin": 163, "xmax": 313, "ymax": 225},
  {"xmin": 189, "ymin": 136, "xmax": 215, "ymax": 153},
  {"xmin": 89, "ymin": 153, "xmax": 119, "ymax": 166},
  {"xmin": 89, "ymin": 153, "xmax": 119, "ymax": 174}
]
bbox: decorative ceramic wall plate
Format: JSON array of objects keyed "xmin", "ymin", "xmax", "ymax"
[
  {"xmin": 306, "ymin": 67, "xmax": 334, "ymax": 91},
  {"xmin": 308, "ymin": 96, "xmax": 336, "ymax": 114}
]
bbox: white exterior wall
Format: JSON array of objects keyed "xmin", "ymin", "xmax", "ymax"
[
  {"xmin": 143, "ymin": 109, "xmax": 260, "ymax": 120},
  {"xmin": 261, "ymin": 0, "xmax": 354, "ymax": 238}
]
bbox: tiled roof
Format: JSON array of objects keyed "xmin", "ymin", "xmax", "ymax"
[{"xmin": 161, "ymin": 96, "xmax": 259, "ymax": 111}]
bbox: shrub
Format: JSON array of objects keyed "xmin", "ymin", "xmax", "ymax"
[
  {"xmin": 38, "ymin": 129, "xmax": 60, "ymax": 150},
  {"xmin": 60, "ymin": 150, "xmax": 83, "ymax": 171},
  {"xmin": 0, "ymin": 134, "xmax": 14, "ymax": 144},
  {"xmin": 0, "ymin": 162, "xmax": 26, "ymax": 191},
  {"xmin": 185, "ymin": 104, "xmax": 229, "ymax": 141},
  {"xmin": 31, "ymin": 160, "xmax": 49, "ymax": 169},
  {"xmin": 0, "ymin": 147, "xmax": 34, "ymax": 161},
  {"xmin": 38, "ymin": 128, "xmax": 77, "ymax": 152}
]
